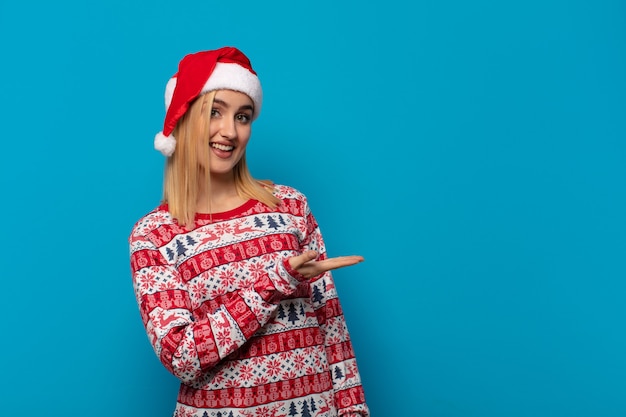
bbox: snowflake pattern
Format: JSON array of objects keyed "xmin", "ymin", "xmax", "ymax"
[{"xmin": 130, "ymin": 185, "xmax": 368, "ymax": 417}]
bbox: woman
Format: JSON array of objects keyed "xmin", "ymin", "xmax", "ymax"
[{"xmin": 129, "ymin": 46, "xmax": 369, "ymax": 417}]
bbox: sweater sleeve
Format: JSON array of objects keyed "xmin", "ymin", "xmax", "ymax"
[
  {"xmin": 129, "ymin": 222, "xmax": 307, "ymax": 385},
  {"xmin": 299, "ymin": 202, "xmax": 370, "ymax": 417}
]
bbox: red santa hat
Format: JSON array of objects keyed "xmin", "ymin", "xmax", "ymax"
[{"xmin": 154, "ymin": 46, "xmax": 263, "ymax": 156}]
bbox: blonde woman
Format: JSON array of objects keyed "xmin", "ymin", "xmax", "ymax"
[{"xmin": 129, "ymin": 47, "xmax": 369, "ymax": 417}]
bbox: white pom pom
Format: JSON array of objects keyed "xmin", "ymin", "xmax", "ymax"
[{"xmin": 154, "ymin": 131, "xmax": 176, "ymax": 156}]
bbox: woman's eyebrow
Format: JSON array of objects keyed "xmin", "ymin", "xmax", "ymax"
[{"xmin": 213, "ymin": 98, "xmax": 253, "ymax": 112}]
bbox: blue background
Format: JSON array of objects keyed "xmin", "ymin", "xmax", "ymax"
[{"xmin": 1, "ymin": 0, "xmax": 625, "ymax": 416}]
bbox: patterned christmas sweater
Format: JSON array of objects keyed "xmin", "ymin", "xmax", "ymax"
[{"xmin": 129, "ymin": 185, "xmax": 369, "ymax": 417}]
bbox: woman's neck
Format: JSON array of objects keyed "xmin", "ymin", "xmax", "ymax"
[{"xmin": 196, "ymin": 174, "xmax": 247, "ymax": 214}]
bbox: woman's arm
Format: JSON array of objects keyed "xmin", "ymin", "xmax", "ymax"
[
  {"xmin": 292, "ymin": 200, "xmax": 370, "ymax": 417},
  {"xmin": 129, "ymin": 225, "xmax": 307, "ymax": 385}
]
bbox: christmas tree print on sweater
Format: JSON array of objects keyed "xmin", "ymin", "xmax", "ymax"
[{"xmin": 130, "ymin": 185, "xmax": 369, "ymax": 417}]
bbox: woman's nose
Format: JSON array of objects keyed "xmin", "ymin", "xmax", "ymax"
[{"xmin": 219, "ymin": 117, "xmax": 237, "ymax": 139}]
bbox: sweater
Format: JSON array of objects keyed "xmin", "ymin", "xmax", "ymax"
[{"xmin": 129, "ymin": 185, "xmax": 369, "ymax": 417}]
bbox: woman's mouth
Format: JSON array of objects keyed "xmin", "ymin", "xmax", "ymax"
[{"xmin": 210, "ymin": 142, "xmax": 234, "ymax": 152}]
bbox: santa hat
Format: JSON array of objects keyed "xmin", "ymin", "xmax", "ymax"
[{"xmin": 154, "ymin": 46, "xmax": 263, "ymax": 156}]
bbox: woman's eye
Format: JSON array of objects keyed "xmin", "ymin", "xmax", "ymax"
[
  {"xmin": 210, "ymin": 109, "xmax": 220, "ymax": 118},
  {"xmin": 236, "ymin": 114, "xmax": 251, "ymax": 123}
]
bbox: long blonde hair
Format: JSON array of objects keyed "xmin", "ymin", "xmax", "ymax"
[{"xmin": 163, "ymin": 91, "xmax": 280, "ymax": 228}]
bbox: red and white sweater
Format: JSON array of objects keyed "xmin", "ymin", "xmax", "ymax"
[{"xmin": 129, "ymin": 185, "xmax": 369, "ymax": 417}]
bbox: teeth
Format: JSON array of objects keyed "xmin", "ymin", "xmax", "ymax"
[{"xmin": 210, "ymin": 143, "xmax": 234, "ymax": 151}]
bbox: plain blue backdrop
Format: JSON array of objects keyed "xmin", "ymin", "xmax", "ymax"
[{"xmin": 1, "ymin": 0, "xmax": 625, "ymax": 416}]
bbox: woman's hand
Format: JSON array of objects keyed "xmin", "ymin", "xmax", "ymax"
[{"xmin": 288, "ymin": 250, "xmax": 364, "ymax": 279}]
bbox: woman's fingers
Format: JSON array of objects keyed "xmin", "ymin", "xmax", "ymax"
[
  {"xmin": 289, "ymin": 253, "xmax": 364, "ymax": 279},
  {"xmin": 316, "ymin": 256, "xmax": 365, "ymax": 271},
  {"xmin": 288, "ymin": 250, "xmax": 318, "ymax": 270}
]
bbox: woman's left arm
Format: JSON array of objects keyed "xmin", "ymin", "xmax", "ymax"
[{"xmin": 292, "ymin": 200, "xmax": 370, "ymax": 417}]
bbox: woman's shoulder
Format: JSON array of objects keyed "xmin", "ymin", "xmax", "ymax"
[
  {"xmin": 271, "ymin": 183, "xmax": 309, "ymax": 202},
  {"xmin": 129, "ymin": 204, "xmax": 174, "ymax": 239}
]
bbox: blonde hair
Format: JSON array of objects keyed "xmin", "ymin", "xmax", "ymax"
[{"xmin": 163, "ymin": 91, "xmax": 280, "ymax": 228}]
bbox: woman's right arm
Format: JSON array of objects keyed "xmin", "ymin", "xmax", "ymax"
[{"xmin": 129, "ymin": 225, "xmax": 307, "ymax": 385}]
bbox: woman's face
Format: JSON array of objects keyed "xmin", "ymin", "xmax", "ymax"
[{"xmin": 200, "ymin": 89, "xmax": 254, "ymax": 177}]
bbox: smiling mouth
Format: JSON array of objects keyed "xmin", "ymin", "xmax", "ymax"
[{"xmin": 210, "ymin": 142, "xmax": 234, "ymax": 152}]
